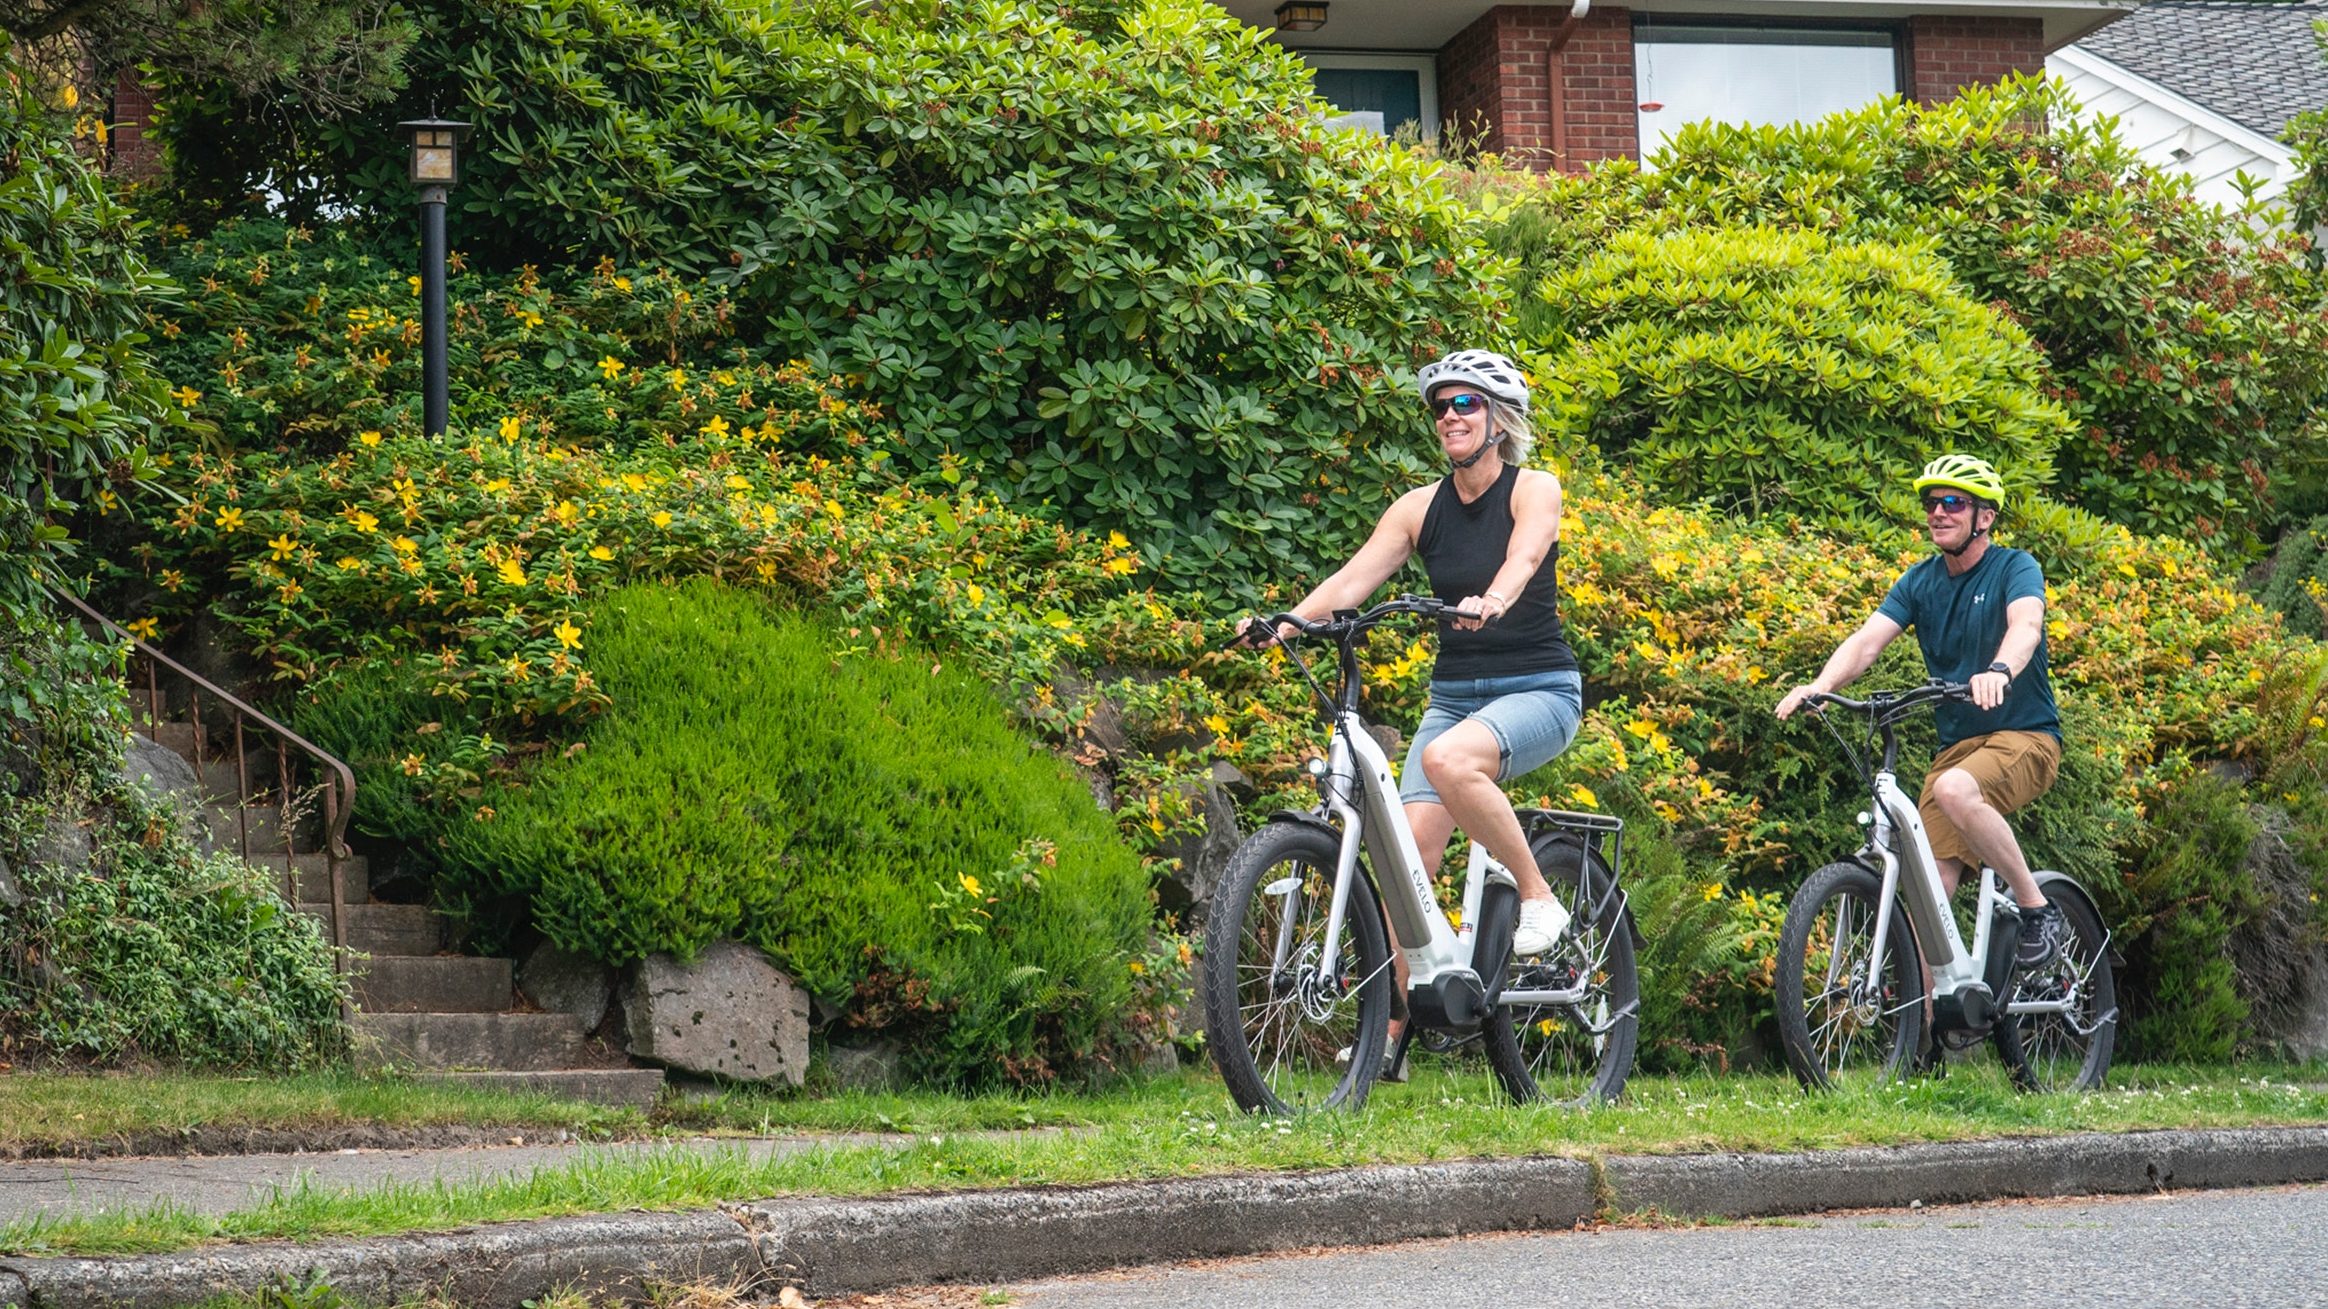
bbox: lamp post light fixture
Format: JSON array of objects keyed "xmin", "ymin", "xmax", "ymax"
[
  {"xmin": 398, "ymin": 118, "xmax": 470, "ymax": 436},
  {"xmin": 1273, "ymin": 0, "xmax": 1327, "ymax": 31}
]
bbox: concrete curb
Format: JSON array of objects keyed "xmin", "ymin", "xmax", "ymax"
[{"xmin": 4, "ymin": 1127, "xmax": 2327, "ymax": 1308}]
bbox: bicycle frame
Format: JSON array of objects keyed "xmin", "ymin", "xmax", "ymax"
[
  {"xmin": 1824, "ymin": 686, "xmax": 2093, "ymax": 1027},
  {"xmin": 1273, "ymin": 603, "xmax": 1597, "ymax": 1022}
]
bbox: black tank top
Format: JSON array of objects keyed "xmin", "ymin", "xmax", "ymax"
[{"xmin": 1417, "ymin": 463, "xmax": 1578, "ymax": 681}]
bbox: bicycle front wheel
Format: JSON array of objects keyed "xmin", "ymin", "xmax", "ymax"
[
  {"xmin": 1776, "ymin": 860, "xmax": 1926, "ymax": 1091},
  {"xmin": 1992, "ymin": 886, "xmax": 2116, "ymax": 1092},
  {"xmin": 1201, "ymin": 818, "xmax": 1394, "ymax": 1114},
  {"xmin": 1480, "ymin": 834, "xmax": 1640, "ymax": 1106}
]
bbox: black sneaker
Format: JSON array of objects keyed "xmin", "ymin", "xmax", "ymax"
[{"xmin": 2016, "ymin": 902, "xmax": 2066, "ymax": 969}]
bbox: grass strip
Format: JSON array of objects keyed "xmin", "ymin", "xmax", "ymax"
[{"xmin": 7, "ymin": 1062, "xmax": 2328, "ymax": 1257}]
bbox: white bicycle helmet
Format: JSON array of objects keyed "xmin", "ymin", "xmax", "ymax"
[{"xmin": 1415, "ymin": 349, "xmax": 1531, "ymax": 408}]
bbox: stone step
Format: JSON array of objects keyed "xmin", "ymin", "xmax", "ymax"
[
  {"xmin": 136, "ymin": 721, "xmax": 202, "ymax": 761},
  {"xmin": 354, "ymin": 1012, "xmax": 590, "ymax": 1072},
  {"xmin": 198, "ymin": 802, "xmax": 312, "ymax": 857},
  {"xmin": 353, "ymin": 955, "xmax": 514, "ymax": 1013},
  {"xmin": 196, "ymin": 757, "xmax": 297, "ymax": 806},
  {"xmin": 237, "ymin": 852, "xmax": 371, "ymax": 905},
  {"xmin": 419, "ymin": 1069, "xmax": 666, "ymax": 1111},
  {"xmin": 296, "ymin": 902, "xmax": 442, "ymax": 955}
]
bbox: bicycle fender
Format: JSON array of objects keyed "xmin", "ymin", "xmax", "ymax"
[
  {"xmin": 2032, "ymin": 870, "xmax": 2122, "ymax": 967},
  {"xmin": 1266, "ymin": 809, "xmax": 1341, "ymax": 842}
]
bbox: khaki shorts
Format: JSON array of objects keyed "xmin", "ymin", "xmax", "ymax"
[{"xmin": 1917, "ymin": 730, "xmax": 2062, "ymax": 867}]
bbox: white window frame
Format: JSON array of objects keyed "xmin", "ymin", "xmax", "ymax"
[{"xmin": 1299, "ymin": 51, "xmax": 1440, "ymax": 140}]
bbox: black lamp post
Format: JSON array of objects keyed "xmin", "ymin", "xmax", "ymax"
[{"xmin": 398, "ymin": 118, "xmax": 470, "ymax": 436}]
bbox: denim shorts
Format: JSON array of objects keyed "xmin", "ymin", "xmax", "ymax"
[{"xmin": 1398, "ymin": 668, "xmax": 1585, "ymax": 806}]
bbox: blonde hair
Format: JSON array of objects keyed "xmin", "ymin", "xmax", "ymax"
[{"xmin": 1487, "ymin": 397, "xmax": 1535, "ymax": 466}]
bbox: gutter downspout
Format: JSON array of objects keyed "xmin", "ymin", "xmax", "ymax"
[{"xmin": 1548, "ymin": 0, "xmax": 1590, "ymax": 172}]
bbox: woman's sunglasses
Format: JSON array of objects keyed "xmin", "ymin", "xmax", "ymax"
[
  {"xmin": 1429, "ymin": 393, "xmax": 1487, "ymax": 418},
  {"xmin": 1921, "ymin": 493, "xmax": 1975, "ymax": 515}
]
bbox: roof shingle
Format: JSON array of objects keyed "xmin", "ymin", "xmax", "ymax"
[{"xmin": 2073, "ymin": 0, "xmax": 2328, "ymax": 139}]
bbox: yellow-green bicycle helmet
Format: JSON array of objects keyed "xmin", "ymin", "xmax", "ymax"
[{"xmin": 1913, "ymin": 454, "xmax": 2006, "ymax": 506}]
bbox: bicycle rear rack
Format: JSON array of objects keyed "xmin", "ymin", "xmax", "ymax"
[{"xmin": 1523, "ymin": 808, "xmax": 1633, "ymax": 939}]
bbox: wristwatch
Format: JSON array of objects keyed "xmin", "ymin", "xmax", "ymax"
[{"xmin": 1985, "ymin": 661, "xmax": 2014, "ymax": 688}]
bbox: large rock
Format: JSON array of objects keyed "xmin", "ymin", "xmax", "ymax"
[
  {"xmin": 0, "ymin": 853, "xmax": 19, "ymax": 910},
  {"xmin": 622, "ymin": 941, "xmax": 810, "ymax": 1087},
  {"xmin": 519, "ymin": 941, "xmax": 614, "ymax": 1033},
  {"xmin": 1153, "ymin": 765, "xmax": 1245, "ymax": 932},
  {"xmin": 120, "ymin": 732, "xmax": 204, "ymax": 827}
]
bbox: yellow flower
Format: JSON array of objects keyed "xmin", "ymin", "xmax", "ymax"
[
  {"xmin": 1702, "ymin": 882, "xmax": 1725, "ymax": 902},
  {"xmin": 2116, "ymin": 560, "xmax": 2138, "ymax": 578},
  {"xmin": 553, "ymin": 619, "xmax": 582, "ymax": 649},
  {"xmin": 1127, "ymin": 959, "xmax": 1146, "ymax": 975},
  {"xmin": 214, "ymin": 507, "xmax": 245, "ymax": 532},
  {"xmin": 701, "ymin": 416, "xmax": 732, "ymax": 438},
  {"xmin": 124, "ymin": 617, "xmax": 160, "ymax": 642},
  {"xmin": 726, "ymin": 475, "xmax": 752, "ymax": 492},
  {"xmin": 966, "ymin": 582, "xmax": 985, "ymax": 605},
  {"xmin": 621, "ymin": 472, "xmax": 648, "ymax": 493},
  {"xmin": 407, "ymin": 275, "xmax": 422, "ymax": 295},
  {"xmin": 755, "ymin": 560, "xmax": 777, "ymax": 580},
  {"xmin": 650, "ymin": 510, "xmax": 673, "ymax": 529},
  {"xmin": 351, "ymin": 509, "xmax": 379, "ymax": 533},
  {"xmin": 158, "ymin": 569, "xmax": 185, "ymax": 591},
  {"xmin": 1204, "ymin": 714, "xmax": 1231, "ymax": 736},
  {"xmin": 400, "ymin": 753, "xmax": 425, "ymax": 776},
  {"xmin": 484, "ymin": 478, "xmax": 511, "ymax": 494},
  {"xmin": 553, "ymin": 500, "xmax": 579, "ymax": 526},
  {"xmin": 267, "ymin": 533, "xmax": 297, "ymax": 561},
  {"xmin": 337, "ymin": 557, "xmax": 362, "ymax": 570},
  {"xmin": 516, "ymin": 308, "xmax": 544, "ymax": 329},
  {"xmin": 668, "ymin": 368, "xmax": 687, "ymax": 392},
  {"xmin": 1107, "ymin": 530, "xmax": 1130, "ymax": 550},
  {"xmin": 958, "ymin": 873, "xmax": 983, "ymax": 896},
  {"xmin": 823, "ymin": 499, "xmax": 844, "ymax": 520},
  {"xmin": 612, "ymin": 276, "xmax": 632, "ymax": 293},
  {"xmin": 497, "ymin": 559, "xmax": 527, "ymax": 586},
  {"xmin": 358, "ymin": 430, "xmax": 383, "ymax": 447},
  {"xmin": 1103, "ymin": 556, "xmax": 1136, "ymax": 576},
  {"xmin": 170, "ymin": 384, "xmax": 202, "ymax": 408},
  {"xmin": 1567, "ymin": 783, "xmax": 1599, "ymax": 809},
  {"xmin": 588, "ymin": 545, "xmax": 614, "ymax": 561},
  {"xmin": 507, "ymin": 656, "xmax": 531, "ymax": 682},
  {"xmin": 392, "ymin": 536, "xmax": 418, "ymax": 555},
  {"xmin": 597, "ymin": 356, "xmax": 625, "ymax": 379},
  {"xmin": 498, "ymin": 415, "xmax": 522, "ymax": 442}
]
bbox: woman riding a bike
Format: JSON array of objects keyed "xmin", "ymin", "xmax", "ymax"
[{"xmin": 1236, "ymin": 349, "xmax": 1584, "ymax": 1065}]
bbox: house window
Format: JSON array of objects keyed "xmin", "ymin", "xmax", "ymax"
[
  {"xmin": 1633, "ymin": 22, "xmax": 1899, "ymax": 163},
  {"xmin": 1302, "ymin": 54, "xmax": 1438, "ymax": 140}
]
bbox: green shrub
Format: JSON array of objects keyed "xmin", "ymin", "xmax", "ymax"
[
  {"xmin": 0, "ymin": 55, "xmax": 175, "ymax": 629},
  {"xmin": 1494, "ymin": 76, "xmax": 2328, "ymax": 552},
  {"xmin": 1529, "ymin": 226, "xmax": 2068, "ymax": 534},
  {"xmin": 155, "ymin": 0, "xmax": 1507, "ymax": 594},
  {"xmin": 2110, "ymin": 770, "xmax": 2258, "ymax": 1062},
  {"xmin": 139, "ymin": 221, "xmax": 818, "ymax": 458},
  {"xmin": 2256, "ymin": 513, "xmax": 2328, "ymax": 640},
  {"xmin": 401, "ymin": 579, "xmax": 1154, "ymax": 1087}
]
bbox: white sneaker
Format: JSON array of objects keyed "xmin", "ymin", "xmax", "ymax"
[{"xmin": 1512, "ymin": 897, "xmax": 1571, "ymax": 956}]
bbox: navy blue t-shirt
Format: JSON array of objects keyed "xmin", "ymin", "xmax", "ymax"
[{"xmin": 1876, "ymin": 546, "xmax": 2061, "ymax": 748}]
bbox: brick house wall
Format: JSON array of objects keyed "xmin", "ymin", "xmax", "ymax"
[
  {"xmin": 1434, "ymin": 9, "xmax": 2045, "ymax": 173},
  {"xmin": 1904, "ymin": 16, "xmax": 2047, "ymax": 104},
  {"xmin": 108, "ymin": 71, "xmax": 165, "ymax": 181},
  {"xmin": 1437, "ymin": 6, "xmax": 1636, "ymax": 170}
]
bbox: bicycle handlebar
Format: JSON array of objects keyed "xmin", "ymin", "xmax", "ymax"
[
  {"xmin": 1223, "ymin": 594, "xmax": 1461, "ymax": 650},
  {"xmin": 1805, "ymin": 680, "xmax": 1974, "ymax": 726}
]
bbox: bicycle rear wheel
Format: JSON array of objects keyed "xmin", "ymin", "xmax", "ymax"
[
  {"xmin": 1201, "ymin": 819, "xmax": 1394, "ymax": 1114},
  {"xmin": 1992, "ymin": 886, "xmax": 2116, "ymax": 1092},
  {"xmin": 1480, "ymin": 835, "xmax": 1639, "ymax": 1106},
  {"xmin": 1776, "ymin": 860, "xmax": 1926, "ymax": 1091}
]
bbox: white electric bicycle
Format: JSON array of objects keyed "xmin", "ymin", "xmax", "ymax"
[
  {"xmin": 1202, "ymin": 596, "xmax": 1641, "ymax": 1113},
  {"xmin": 1777, "ymin": 682, "xmax": 2118, "ymax": 1093}
]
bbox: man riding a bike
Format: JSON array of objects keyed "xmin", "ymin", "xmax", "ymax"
[{"xmin": 1773, "ymin": 454, "xmax": 2065, "ymax": 969}]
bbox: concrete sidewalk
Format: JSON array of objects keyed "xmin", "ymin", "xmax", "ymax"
[{"xmin": 6, "ymin": 1126, "xmax": 2328, "ymax": 1309}]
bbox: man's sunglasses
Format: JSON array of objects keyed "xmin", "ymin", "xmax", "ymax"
[
  {"xmin": 1430, "ymin": 393, "xmax": 1488, "ymax": 418},
  {"xmin": 1921, "ymin": 493, "xmax": 1976, "ymax": 515}
]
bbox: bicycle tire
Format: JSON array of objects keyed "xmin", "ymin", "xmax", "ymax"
[
  {"xmin": 1992, "ymin": 886, "xmax": 2116, "ymax": 1092},
  {"xmin": 1776, "ymin": 860, "xmax": 1926, "ymax": 1091},
  {"xmin": 1201, "ymin": 819, "xmax": 1395, "ymax": 1114},
  {"xmin": 1480, "ymin": 833, "xmax": 1640, "ymax": 1106}
]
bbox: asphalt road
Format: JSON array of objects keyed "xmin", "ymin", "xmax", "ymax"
[{"xmin": 983, "ymin": 1183, "xmax": 2328, "ymax": 1309}]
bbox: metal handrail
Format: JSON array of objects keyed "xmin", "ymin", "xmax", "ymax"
[{"xmin": 49, "ymin": 587, "xmax": 358, "ymax": 1017}]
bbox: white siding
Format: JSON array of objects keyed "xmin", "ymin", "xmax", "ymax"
[{"xmin": 2049, "ymin": 47, "xmax": 2295, "ymax": 215}]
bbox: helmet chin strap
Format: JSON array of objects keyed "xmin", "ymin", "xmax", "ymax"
[
  {"xmin": 1940, "ymin": 516, "xmax": 1992, "ymax": 558},
  {"xmin": 1449, "ymin": 420, "xmax": 1503, "ymax": 470}
]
